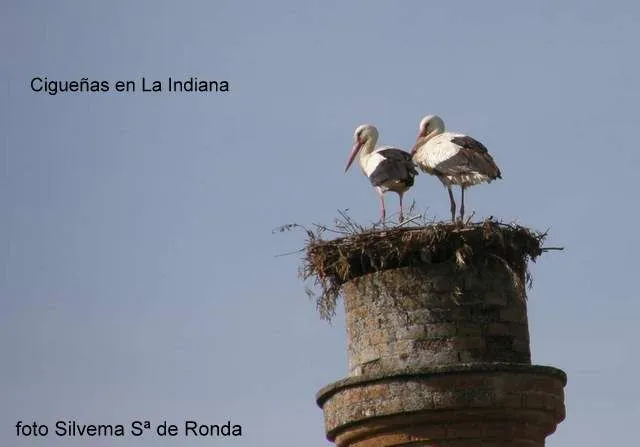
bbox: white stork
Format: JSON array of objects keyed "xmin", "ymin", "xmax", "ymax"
[
  {"xmin": 345, "ymin": 124, "xmax": 418, "ymax": 223},
  {"xmin": 410, "ymin": 115, "xmax": 501, "ymax": 222}
]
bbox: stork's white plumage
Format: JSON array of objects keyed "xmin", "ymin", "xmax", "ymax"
[
  {"xmin": 411, "ymin": 115, "xmax": 501, "ymax": 222},
  {"xmin": 345, "ymin": 124, "xmax": 418, "ymax": 223}
]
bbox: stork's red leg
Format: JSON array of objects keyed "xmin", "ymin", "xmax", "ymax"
[
  {"xmin": 447, "ymin": 186, "xmax": 456, "ymax": 222},
  {"xmin": 377, "ymin": 189, "xmax": 386, "ymax": 222},
  {"xmin": 460, "ymin": 186, "xmax": 466, "ymax": 222}
]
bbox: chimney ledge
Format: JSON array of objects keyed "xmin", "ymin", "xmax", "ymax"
[{"xmin": 316, "ymin": 362, "xmax": 566, "ymax": 406}]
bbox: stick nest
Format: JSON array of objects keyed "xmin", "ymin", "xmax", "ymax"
[{"xmin": 296, "ymin": 217, "xmax": 548, "ymax": 321}]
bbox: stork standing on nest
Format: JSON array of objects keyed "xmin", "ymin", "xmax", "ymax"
[
  {"xmin": 410, "ymin": 115, "xmax": 501, "ymax": 222},
  {"xmin": 345, "ymin": 124, "xmax": 418, "ymax": 223}
]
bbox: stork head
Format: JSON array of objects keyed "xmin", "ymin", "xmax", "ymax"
[
  {"xmin": 345, "ymin": 124, "xmax": 378, "ymax": 172},
  {"xmin": 411, "ymin": 115, "xmax": 445, "ymax": 155}
]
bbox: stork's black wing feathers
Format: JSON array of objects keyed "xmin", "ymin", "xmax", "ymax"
[
  {"xmin": 376, "ymin": 148, "xmax": 415, "ymax": 162},
  {"xmin": 444, "ymin": 136, "xmax": 501, "ymax": 180},
  {"xmin": 368, "ymin": 148, "xmax": 418, "ymax": 188},
  {"xmin": 450, "ymin": 136, "xmax": 489, "ymax": 154}
]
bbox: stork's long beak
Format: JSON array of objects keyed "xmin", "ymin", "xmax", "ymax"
[
  {"xmin": 345, "ymin": 141, "xmax": 362, "ymax": 172},
  {"xmin": 410, "ymin": 134, "xmax": 424, "ymax": 156},
  {"xmin": 410, "ymin": 137, "xmax": 420, "ymax": 156}
]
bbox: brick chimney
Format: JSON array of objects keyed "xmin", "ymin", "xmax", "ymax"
[{"xmin": 309, "ymin": 222, "xmax": 566, "ymax": 446}]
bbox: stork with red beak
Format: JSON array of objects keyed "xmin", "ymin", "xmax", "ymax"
[
  {"xmin": 410, "ymin": 115, "xmax": 501, "ymax": 222},
  {"xmin": 345, "ymin": 124, "xmax": 418, "ymax": 223}
]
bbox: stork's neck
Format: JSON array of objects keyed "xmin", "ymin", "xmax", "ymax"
[
  {"xmin": 358, "ymin": 138, "xmax": 377, "ymax": 172},
  {"xmin": 426, "ymin": 126, "xmax": 444, "ymax": 141},
  {"xmin": 414, "ymin": 129, "xmax": 442, "ymax": 150}
]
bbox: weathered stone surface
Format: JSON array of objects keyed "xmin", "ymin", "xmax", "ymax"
[
  {"xmin": 317, "ymin": 365, "xmax": 566, "ymax": 447},
  {"xmin": 343, "ymin": 263, "xmax": 531, "ymax": 376}
]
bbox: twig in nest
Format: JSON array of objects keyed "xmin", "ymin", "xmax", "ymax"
[
  {"xmin": 272, "ymin": 223, "xmax": 315, "ymax": 240},
  {"xmin": 463, "ymin": 211, "xmax": 476, "ymax": 226},
  {"xmin": 397, "ymin": 214, "xmax": 423, "ymax": 228},
  {"xmin": 274, "ymin": 248, "xmax": 306, "ymax": 258}
]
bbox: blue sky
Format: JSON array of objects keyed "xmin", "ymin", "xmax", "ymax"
[{"xmin": 2, "ymin": 1, "xmax": 639, "ymax": 445}]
